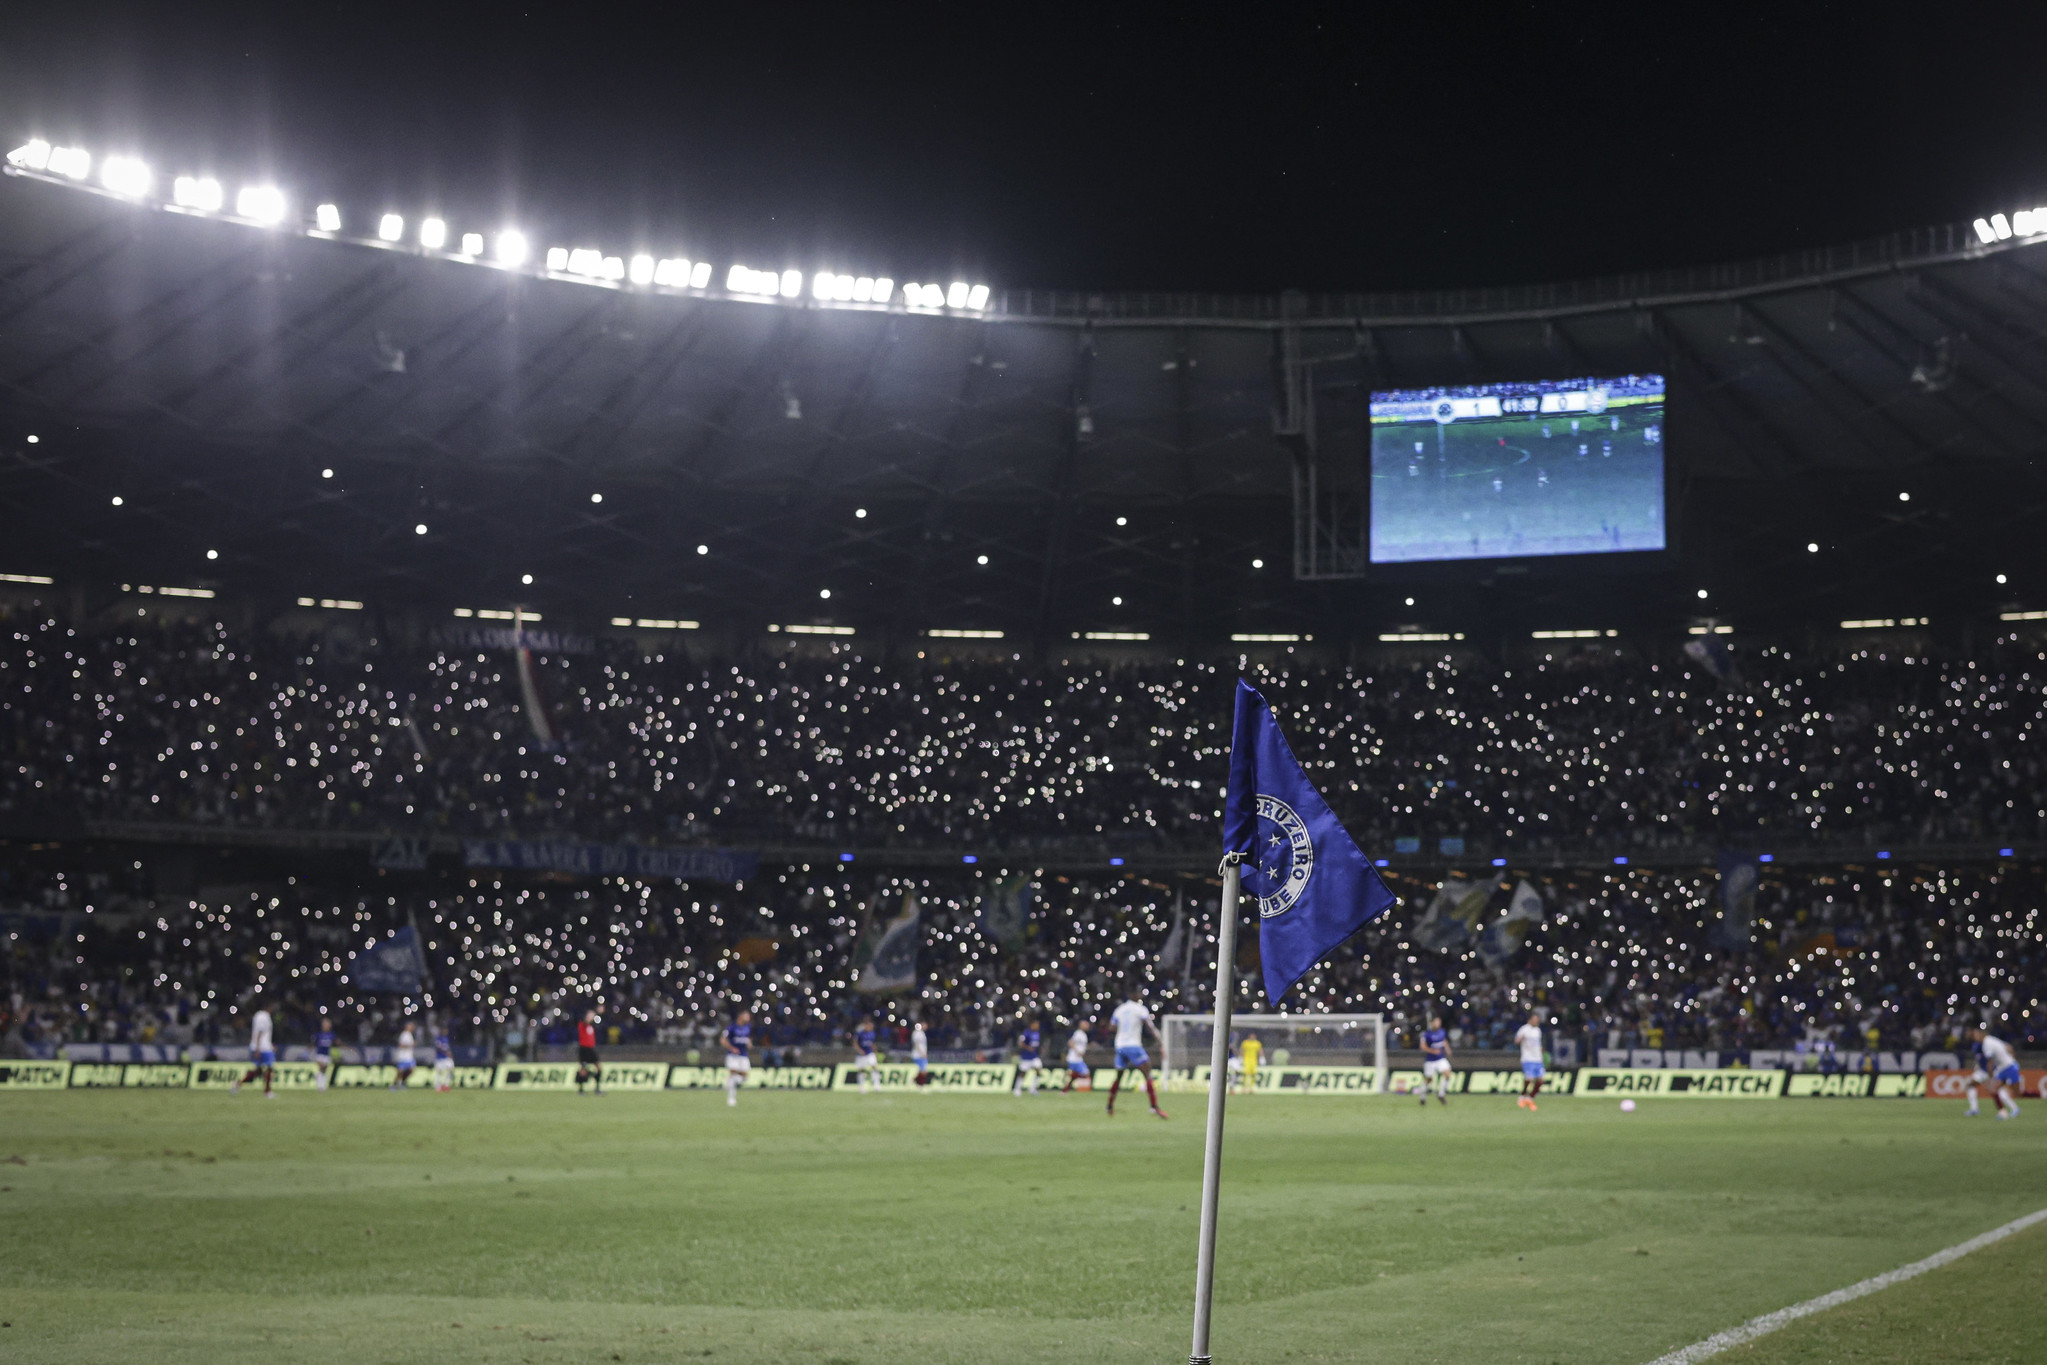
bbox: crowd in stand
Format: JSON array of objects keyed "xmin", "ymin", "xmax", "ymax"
[
  {"xmin": 4, "ymin": 854, "xmax": 2039, "ymax": 1060},
  {"xmin": 2, "ymin": 608, "xmax": 2044, "ymax": 857}
]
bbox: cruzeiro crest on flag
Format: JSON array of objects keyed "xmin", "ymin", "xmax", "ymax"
[{"xmin": 1245, "ymin": 793, "xmax": 1315, "ymax": 918}]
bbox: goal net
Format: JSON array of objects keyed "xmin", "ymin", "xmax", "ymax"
[{"xmin": 1159, "ymin": 1014, "xmax": 1388, "ymax": 1094}]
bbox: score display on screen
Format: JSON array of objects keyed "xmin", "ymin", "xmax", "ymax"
[{"xmin": 1368, "ymin": 374, "xmax": 1666, "ymax": 563}]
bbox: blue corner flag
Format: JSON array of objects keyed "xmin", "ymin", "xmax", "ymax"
[{"xmin": 1225, "ymin": 680, "xmax": 1397, "ymax": 1004}]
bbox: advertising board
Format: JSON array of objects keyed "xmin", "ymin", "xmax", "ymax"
[{"xmin": 1574, "ymin": 1068, "xmax": 1784, "ymax": 1098}]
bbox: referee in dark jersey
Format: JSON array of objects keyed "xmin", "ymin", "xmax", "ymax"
[{"xmin": 575, "ymin": 1008, "xmax": 604, "ymax": 1095}]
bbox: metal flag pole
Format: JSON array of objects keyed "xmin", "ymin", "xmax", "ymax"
[{"xmin": 1189, "ymin": 852, "xmax": 1244, "ymax": 1365}]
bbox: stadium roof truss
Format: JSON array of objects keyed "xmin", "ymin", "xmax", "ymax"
[{"xmin": 0, "ymin": 169, "xmax": 2043, "ymax": 647}]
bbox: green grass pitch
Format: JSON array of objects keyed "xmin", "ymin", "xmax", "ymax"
[{"xmin": 0, "ymin": 1089, "xmax": 2041, "ymax": 1364}]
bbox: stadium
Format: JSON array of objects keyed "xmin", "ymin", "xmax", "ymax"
[{"xmin": 3, "ymin": 18, "xmax": 2046, "ymax": 1365}]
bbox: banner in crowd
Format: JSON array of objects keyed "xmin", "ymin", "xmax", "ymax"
[
  {"xmin": 1713, "ymin": 850, "xmax": 1760, "ymax": 951},
  {"xmin": 1414, "ymin": 876, "xmax": 1496, "ymax": 953},
  {"xmin": 856, "ymin": 894, "xmax": 921, "ymax": 994},
  {"xmin": 976, "ymin": 875, "xmax": 1033, "ymax": 953},
  {"xmin": 461, "ymin": 839, "xmax": 758, "ymax": 884},
  {"xmin": 1475, "ymin": 881, "xmax": 1545, "ymax": 967},
  {"xmin": 347, "ymin": 926, "xmax": 427, "ymax": 995}
]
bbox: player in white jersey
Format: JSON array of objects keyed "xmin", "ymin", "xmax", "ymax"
[
  {"xmin": 1105, "ymin": 999, "xmax": 1168, "ymax": 1119},
  {"xmin": 1062, "ymin": 1023, "xmax": 1091, "ymax": 1092},
  {"xmin": 391, "ymin": 1023, "xmax": 416, "ymax": 1091},
  {"xmin": 910, "ymin": 1021, "xmax": 931, "ymax": 1088},
  {"xmin": 1513, "ymin": 1011, "xmax": 1546, "ymax": 1110},
  {"xmin": 232, "ymin": 1000, "xmax": 277, "ymax": 1098},
  {"xmin": 1968, "ymin": 1025, "xmax": 2022, "ymax": 1119}
]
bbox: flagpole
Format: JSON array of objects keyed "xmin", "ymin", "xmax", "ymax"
[{"xmin": 1189, "ymin": 852, "xmax": 1243, "ymax": 1365}]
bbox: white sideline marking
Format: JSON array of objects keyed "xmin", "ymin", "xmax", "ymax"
[{"xmin": 1644, "ymin": 1206, "xmax": 2047, "ymax": 1365}]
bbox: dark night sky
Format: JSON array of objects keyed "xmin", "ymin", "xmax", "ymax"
[{"xmin": 5, "ymin": 2, "xmax": 2047, "ymax": 294}]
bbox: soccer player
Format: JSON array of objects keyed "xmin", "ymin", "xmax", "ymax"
[
  {"xmin": 1967, "ymin": 1025, "xmax": 2023, "ymax": 1119},
  {"xmin": 723, "ymin": 1009, "xmax": 752, "ymax": 1106},
  {"xmin": 313, "ymin": 1016, "xmax": 335, "ymax": 1092},
  {"xmin": 233, "ymin": 999, "xmax": 276, "ymax": 1098},
  {"xmin": 575, "ymin": 1009, "xmax": 604, "ymax": 1096},
  {"xmin": 1239, "ymin": 1031, "xmax": 1262, "ymax": 1094},
  {"xmin": 1105, "ymin": 997, "xmax": 1169, "ymax": 1119},
  {"xmin": 391, "ymin": 1021, "xmax": 417, "ymax": 1091},
  {"xmin": 1513, "ymin": 1011, "xmax": 1546, "ymax": 1110},
  {"xmin": 1420, "ymin": 1014, "xmax": 1453, "ymax": 1106},
  {"xmin": 852, "ymin": 1016, "xmax": 879, "ymax": 1093},
  {"xmin": 910, "ymin": 1019, "xmax": 931, "ymax": 1088},
  {"xmin": 1063, "ymin": 1021, "xmax": 1091, "ymax": 1093},
  {"xmin": 432, "ymin": 1025, "xmax": 454, "ymax": 1093},
  {"xmin": 1013, "ymin": 1017, "xmax": 1044, "ymax": 1096}
]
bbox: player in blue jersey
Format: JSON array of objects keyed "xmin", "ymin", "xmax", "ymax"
[
  {"xmin": 722, "ymin": 1009, "xmax": 752, "ymax": 1107},
  {"xmin": 1419, "ymin": 1015, "xmax": 1452, "ymax": 1106},
  {"xmin": 313, "ymin": 1017, "xmax": 336, "ymax": 1092},
  {"xmin": 852, "ymin": 1016, "xmax": 879, "ymax": 1094},
  {"xmin": 432, "ymin": 1026, "xmax": 454, "ymax": 1092},
  {"xmin": 1968, "ymin": 1025, "xmax": 2023, "ymax": 1119},
  {"xmin": 1013, "ymin": 1017, "xmax": 1044, "ymax": 1096}
]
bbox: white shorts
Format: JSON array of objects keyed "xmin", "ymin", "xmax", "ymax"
[
  {"xmin": 1423, "ymin": 1058, "xmax": 1451, "ymax": 1078},
  {"xmin": 854, "ymin": 1053, "xmax": 877, "ymax": 1070},
  {"xmin": 434, "ymin": 1058, "xmax": 453, "ymax": 1076},
  {"xmin": 1018, "ymin": 1057, "xmax": 1042, "ymax": 1071},
  {"xmin": 725, "ymin": 1055, "xmax": 751, "ymax": 1074}
]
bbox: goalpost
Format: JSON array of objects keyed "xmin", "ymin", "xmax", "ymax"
[{"xmin": 1161, "ymin": 1013, "xmax": 1389, "ymax": 1094}]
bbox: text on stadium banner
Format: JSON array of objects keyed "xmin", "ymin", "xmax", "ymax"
[
  {"xmin": 1923, "ymin": 1068, "xmax": 2047, "ymax": 1100},
  {"xmin": 1575, "ymin": 1067, "xmax": 1785, "ymax": 1098},
  {"xmin": 831, "ymin": 1062, "xmax": 1016, "ymax": 1092},
  {"xmin": 666, "ymin": 1065, "xmax": 837, "ymax": 1090},
  {"xmin": 493, "ymin": 1060, "xmax": 669, "ymax": 1091},
  {"xmin": 187, "ymin": 1060, "xmax": 327, "ymax": 1090}
]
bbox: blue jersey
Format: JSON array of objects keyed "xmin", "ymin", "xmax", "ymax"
[
  {"xmin": 1019, "ymin": 1028, "xmax": 1041, "ymax": 1060},
  {"xmin": 724, "ymin": 1023, "xmax": 751, "ymax": 1058},
  {"xmin": 855, "ymin": 1028, "xmax": 876, "ymax": 1055},
  {"xmin": 1422, "ymin": 1028, "xmax": 1449, "ymax": 1060},
  {"xmin": 314, "ymin": 1028, "xmax": 335, "ymax": 1056},
  {"xmin": 434, "ymin": 1033, "xmax": 451, "ymax": 1061}
]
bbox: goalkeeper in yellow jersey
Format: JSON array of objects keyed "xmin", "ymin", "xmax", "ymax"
[{"xmin": 1238, "ymin": 1033, "xmax": 1262, "ymax": 1092}]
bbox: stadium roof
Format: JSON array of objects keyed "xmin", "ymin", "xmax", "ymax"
[{"xmin": 0, "ymin": 166, "xmax": 2043, "ymax": 650}]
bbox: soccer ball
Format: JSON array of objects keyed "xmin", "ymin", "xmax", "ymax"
[{"xmin": 1620, "ymin": 1099, "xmax": 1637, "ymax": 1113}]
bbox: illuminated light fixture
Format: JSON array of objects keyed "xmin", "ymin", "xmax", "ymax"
[
  {"xmin": 1231, "ymin": 633, "xmax": 1312, "ymax": 643},
  {"xmin": 853, "ymin": 276, "xmax": 875, "ymax": 301},
  {"xmin": 452, "ymin": 607, "xmax": 473, "ymax": 617},
  {"xmin": 589, "ymin": 493, "xmax": 603, "ymax": 504},
  {"xmin": 0, "ymin": 572, "xmax": 54, "ymax": 585},
  {"xmin": 871, "ymin": 277, "xmax": 893, "ymax": 302},
  {"xmin": 2000, "ymin": 609, "xmax": 2047, "ymax": 621},
  {"xmin": 47, "ymin": 145, "xmax": 91, "ymax": 180},
  {"xmin": 653, "ymin": 256, "xmax": 693, "ymax": 286},
  {"xmin": 601, "ymin": 255, "xmax": 624, "ymax": 280},
  {"xmin": 419, "ymin": 217, "xmax": 447, "ymax": 249},
  {"xmin": 566, "ymin": 247, "xmax": 604, "ymax": 276},
  {"xmin": 236, "ymin": 185, "xmax": 287, "ymax": 224},
  {"xmin": 110, "ymin": 496, "xmax": 123, "ymax": 506},
  {"xmin": 1530, "ymin": 628, "xmax": 1617, "ymax": 639},
  {"xmin": 775, "ymin": 624, "xmax": 855, "ymax": 636},
  {"xmin": 1377, "ymin": 631, "xmax": 1461, "ymax": 642},
  {"xmin": 726, "ymin": 264, "xmax": 789, "ymax": 297},
  {"xmin": 413, "ymin": 523, "xmax": 428, "ymax": 535},
  {"xmin": 1807, "ymin": 542, "xmax": 1819, "ymax": 553},
  {"xmin": 496, "ymin": 231, "xmax": 529, "ymax": 266},
  {"xmin": 623, "ymin": 617, "xmax": 699, "ymax": 630},
  {"xmin": 295, "ymin": 597, "xmax": 364, "ymax": 610},
  {"xmin": 695, "ymin": 544, "xmax": 709, "ymax": 554},
  {"xmin": 1840, "ymin": 617, "xmax": 1928, "ymax": 629},
  {"xmin": 378, "ymin": 213, "xmax": 404, "ymax": 242},
  {"xmin": 1898, "ymin": 491, "xmax": 1911, "ymax": 502},
  {"xmin": 459, "ymin": 232, "xmax": 483, "ymax": 257},
  {"xmin": 7, "ymin": 139, "xmax": 51, "ymax": 170},
  {"xmin": 927, "ymin": 628, "xmax": 1005, "ymax": 639},
  {"xmin": 776, "ymin": 269, "xmax": 800, "ymax": 298},
  {"xmin": 133, "ymin": 585, "xmax": 215, "ymax": 599},
  {"xmin": 99, "ymin": 156, "xmax": 152, "ymax": 198},
  {"xmin": 967, "ymin": 283, "xmax": 990, "ymax": 310},
  {"xmin": 544, "ymin": 246, "xmax": 569, "ymax": 271},
  {"xmin": 1991, "ymin": 212, "xmax": 2013, "ymax": 240},
  {"xmin": 688, "ymin": 260, "xmax": 711, "ymax": 288},
  {"xmin": 1080, "ymin": 631, "xmax": 1151, "ymax": 641},
  {"xmin": 811, "ymin": 270, "xmax": 835, "ymax": 300},
  {"xmin": 172, "ymin": 176, "xmax": 223, "ymax": 210},
  {"xmin": 628, "ymin": 254, "xmax": 655, "ymax": 285},
  {"xmin": 315, "ymin": 203, "xmax": 342, "ymax": 232},
  {"xmin": 1975, "ymin": 217, "xmax": 1999, "ymax": 245},
  {"xmin": 947, "ymin": 281, "xmax": 970, "ymax": 308},
  {"xmin": 1685, "ymin": 625, "xmax": 1734, "ymax": 635}
]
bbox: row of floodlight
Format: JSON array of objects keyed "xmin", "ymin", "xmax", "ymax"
[
  {"xmin": 5, "ymin": 138, "xmax": 994, "ymax": 314},
  {"xmin": 1973, "ymin": 209, "xmax": 2047, "ymax": 244}
]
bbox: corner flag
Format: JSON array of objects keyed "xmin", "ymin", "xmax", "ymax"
[{"xmin": 1224, "ymin": 680, "xmax": 1397, "ymax": 1004}]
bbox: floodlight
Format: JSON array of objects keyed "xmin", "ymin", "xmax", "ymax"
[
  {"xmin": 545, "ymin": 246, "xmax": 569, "ymax": 271},
  {"xmin": 696, "ymin": 544, "xmax": 708, "ymax": 554},
  {"xmin": 315, "ymin": 203, "xmax": 342, "ymax": 232},
  {"xmin": 1974, "ymin": 217, "xmax": 1998, "ymax": 245},
  {"xmin": 819, "ymin": 588, "xmax": 831, "ymax": 599},
  {"xmin": 414, "ymin": 523, "xmax": 428, "ymax": 535},
  {"xmin": 7, "ymin": 139, "xmax": 51, "ymax": 170},
  {"xmin": 378, "ymin": 213, "xmax": 404, "ymax": 242},
  {"xmin": 48, "ymin": 145, "xmax": 91, "ymax": 180},
  {"xmin": 206, "ymin": 549, "xmax": 218, "ymax": 560},
  {"xmin": 2017, "ymin": 210, "xmax": 2037, "ymax": 236},
  {"xmin": 967, "ymin": 283, "xmax": 990, "ymax": 310},
  {"xmin": 872, "ymin": 277, "xmax": 893, "ymax": 302},
  {"xmin": 629, "ymin": 254, "xmax": 654, "ymax": 284},
  {"xmin": 812, "ymin": 270, "xmax": 835, "ymax": 299},
  {"xmin": 602, "ymin": 256, "xmax": 624, "ymax": 280},
  {"xmin": 236, "ymin": 186, "xmax": 287, "ymax": 224},
  {"xmin": 688, "ymin": 260, "xmax": 711, "ymax": 288},
  {"xmin": 853, "ymin": 276, "xmax": 875, "ymax": 302},
  {"xmin": 780, "ymin": 269, "xmax": 803, "ymax": 298},
  {"xmin": 173, "ymin": 176, "xmax": 224, "ymax": 211},
  {"xmin": 1991, "ymin": 212, "xmax": 2013, "ymax": 240},
  {"xmin": 947, "ymin": 281, "xmax": 969, "ymax": 308},
  {"xmin": 590, "ymin": 493, "xmax": 603, "ymax": 503},
  {"xmin": 1806, "ymin": 542, "xmax": 1818, "ymax": 553},
  {"xmin": 100, "ymin": 156, "xmax": 152, "ymax": 198},
  {"xmin": 419, "ymin": 217, "xmax": 447, "ymax": 249},
  {"xmin": 567, "ymin": 248, "xmax": 601, "ymax": 276},
  {"xmin": 460, "ymin": 232, "xmax": 483, "ymax": 256},
  {"xmin": 496, "ymin": 231, "xmax": 529, "ymax": 265},
  {"xmin": 654, "ymin": 257, "xmax": 686, "ymax": 286}
]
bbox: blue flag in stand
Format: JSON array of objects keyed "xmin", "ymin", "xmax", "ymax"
[
  {"xmin": 1225, "ymin": 680, "xmax": 1398, "ymax": 1004},
  {"xmin": 348, "ymin": 926, "xmax": 427, "ymax": 994}
]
